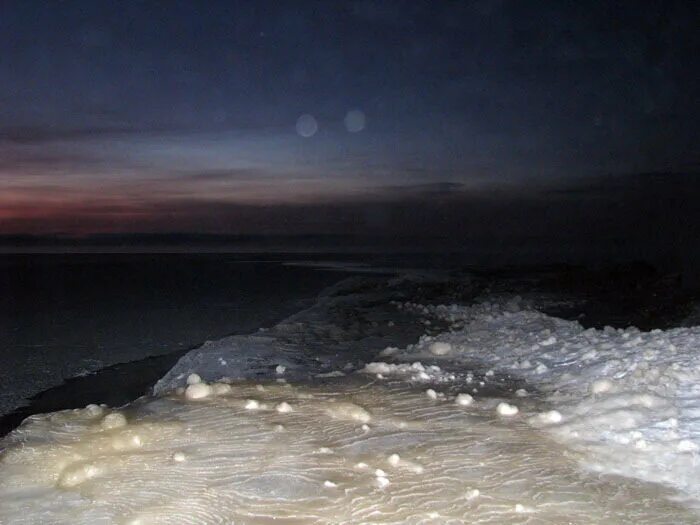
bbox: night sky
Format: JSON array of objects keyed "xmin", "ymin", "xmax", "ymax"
[{"xmin": 1, "ymin": 0, "xmax": 699, "ymax": 238}]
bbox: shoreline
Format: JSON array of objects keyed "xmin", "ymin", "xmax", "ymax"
[
  {"xmin": 0, "ymin": 258, "xmax": 357, "ymax": 435},
  {"xmin": 3, "ymin": 262, "xmax": 696, "ymax": 438},
  {"xmin": 3, "ymin": 265, "xmax": 700, "ymax": 517}
]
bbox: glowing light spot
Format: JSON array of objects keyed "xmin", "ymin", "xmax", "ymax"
[
  {"xmin": 295, "ymin": 114, "xmax": 318, "ymax": 137},
  {"xmin": 344, "ymin": 110, "xmax": 366, "ymax": 132}
]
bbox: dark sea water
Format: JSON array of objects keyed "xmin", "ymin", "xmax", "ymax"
[{"xmin": 0, "ymin": 253, "xmax": 347, "ymax": 417}]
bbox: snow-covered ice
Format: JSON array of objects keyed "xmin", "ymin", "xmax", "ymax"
[
  {"xmin": 1, "ymin": 377, "xmax": 694, "ymax": 524},
  {"xmin": 2, "ymin": 273, "xmax": 700, "ymax": 522},
  {"xmin": 386, "ymin": 295, "xmax": 700, "ymax": 504}
]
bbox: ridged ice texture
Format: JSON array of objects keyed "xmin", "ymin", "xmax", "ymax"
[
  {"xmin": 396, "ymin": 297, "xmax": 700, "ymax": 503},
  {"xmin": 0, "ymin": 377, "xmax": 695, "ymax": 524},
  {"xmin": 153, "ymin": 275, "xmax": 450, "ymax": 394}
]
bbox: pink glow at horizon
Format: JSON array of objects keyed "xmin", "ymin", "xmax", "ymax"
[{"xmin": 0, "ymin": 122, "xmax": 497, "ymax": 235}]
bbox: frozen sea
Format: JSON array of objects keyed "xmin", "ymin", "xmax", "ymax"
[
  {"xmin": 0, "ymin": 254, "xmax": 346, "ymax": 417},
  {"xmin": 2, "ymin": 254, "xmax": 700, "ymax": 523}
]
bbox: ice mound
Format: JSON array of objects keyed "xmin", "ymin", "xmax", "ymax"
[
  {"xmin": 152, "ymin": 275, "xmax": 700, "ymax": 508},
  {"xmin": 391, "ymin": 297, "xmax": 700, "ymax": 503},
  {"xmin": 4, "ymin": 273, "xmax": 700, "ymax": 521},
  {"xmin": 152, "ymin": 275, "xmax": 451, "ymax": 394},
  {"xmin": 361, "ymin": 361, "xmax": 451, "ymax": 382},
  {"xmin": 1, "ymin": 377, "xmax": 694, "ymax": 524},
  {"xmin": 154, "ymin": 334, "xmax": 304, "ymax": 392}
]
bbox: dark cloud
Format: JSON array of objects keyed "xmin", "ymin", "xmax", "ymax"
[
  {"xmin": 179, "ymin": 169, "xmax": 271, "ymax": 182},
  {"xmin": 1, "ymin": 171, "xmax": 698, "ymax": 278},
  {"xmin": 0, "ymin": 0, "xmax": 699, "ymax": 241},
  {"xmin": 0, "ymin": 125, "xmax": 140, "ymax": 145},
  {"xmin": 546, "ymin": 172, "xmax": 700, "ymax": 199},
  {"xmin": 376, "ymin": 182, "xmax": 467, "ymax": 195}
]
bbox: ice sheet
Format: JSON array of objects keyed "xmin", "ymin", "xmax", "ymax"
[
  {"xmin": 3, "ymin": 273, "xmax": 700, "ymax": 522},
  {"xmin": 386, "ymin": 296, "xmax": 700, "ymax": 503},
  {"xmin": 1, "ymin": 377, "xmax": 694, "ymax": 524}
]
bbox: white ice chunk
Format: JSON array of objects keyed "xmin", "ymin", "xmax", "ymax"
[
  {"xmin": 185, "ymin": 382, "xmax": 212, "ymax": 400},
  {"xmin": 325, "ymin": 402, "xmax": 371, "ymax": 423},
  {"xmin": 590, "ymin": 378, "xmax": 615, "ymax": 395},
  {"xmin": 101, "ymin": 412, "xmax": 127, "ymax": 430},
  {"xmin": 244, "ymin": 399, "xmax": 260, "ymax": 410},
  {"xmin": 497, "ymin": 402, "xmax": 519, "ymax": 416},
  {"xmin": 455, "ymin": 393, "xmax": 473, "ymax": 406},
  {"xmin": 275, "ymin": 402, "xmax": 293, "ymax": 413},
  {"xmin": 375, "ymin": 476, "xmax": 390, "ymax": 488},
  {"xmin": 186, "ymin": 373, "xmax": 202, "ymax": 385},
  {"xmin": 465, "ymin": 488, "xmax": 480, "ymax": 500},
  {"xmin": 429, "ymin": 341, "xmax": 452, "ymax": 356}
]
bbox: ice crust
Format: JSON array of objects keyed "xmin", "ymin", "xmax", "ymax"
[
  {"xmin": 386, "ymin": 297, "xmax": 700, "ymax": 502},
  {"xmin": 3, "ymin": 274, "xmax": 700, "ymax": 522},
  {"xmin": 153, "ymin": 275, "xmax": 445, "ymax": 393},
  {"xmin": 1, "ymin": 378, "xmax": 695, "ymax": 524}
]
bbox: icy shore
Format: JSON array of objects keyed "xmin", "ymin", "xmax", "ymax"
[
  {"xmin": 1, "ymin": 272, "xmax": 700, "ymax": 523},
  {"xmin": 377, "ymin": 295, "xmax": 700, "ymax": 503}
]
